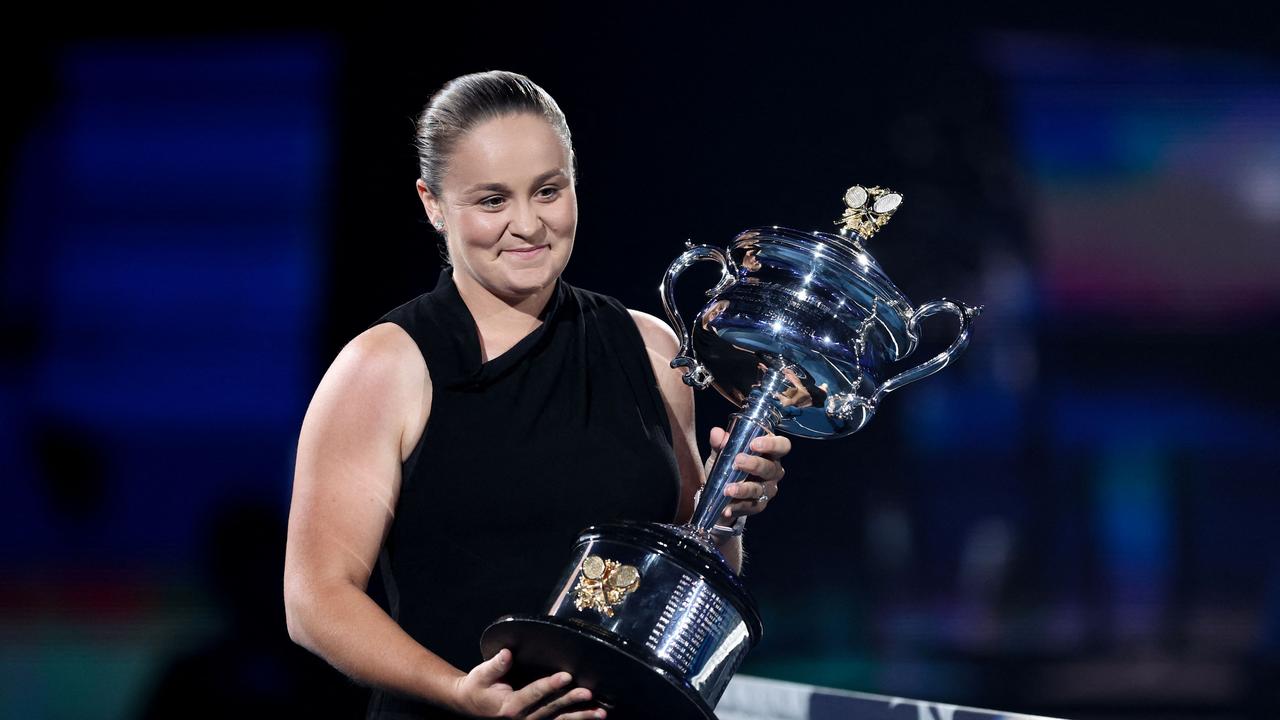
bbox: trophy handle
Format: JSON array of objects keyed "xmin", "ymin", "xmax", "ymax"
[
  {"xmin": 660, "ymin": 242, "xmax": 737, "ymax": 390},
  {"xmin": 871, "ymin": 299, "xmax": 982, "ymax": 403}
]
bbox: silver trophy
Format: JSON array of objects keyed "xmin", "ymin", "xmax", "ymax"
[{"xmin": 483, "ymin": 185, "xmax": 982, "ymax": 719}]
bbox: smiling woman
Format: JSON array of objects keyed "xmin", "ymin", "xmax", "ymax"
[
  {"xmin": 418, "ymin": 113, "xmax": 579, "ymax": 337},
  {"xmin": 282, "ymin": 70, "xmax": 791, "ymax": 720}
]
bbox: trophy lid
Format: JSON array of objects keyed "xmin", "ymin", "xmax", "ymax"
[
  {"xmin": 733, "ymin": 185, "xmax": 918, "ymax": 357},
  {"xmin": 729, "ymin": 224, "xmax": 916, "ymax": 359},
  {"xmin": 663, "ymin": 182, "xmax": 979, "ymax": 439}
]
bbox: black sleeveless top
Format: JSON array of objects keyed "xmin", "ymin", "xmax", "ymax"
[{"xmin": 365, "ymin": 267, "xmax": 682, "ymax": 719}]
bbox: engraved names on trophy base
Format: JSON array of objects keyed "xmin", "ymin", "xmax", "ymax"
[{"xmin": 645, "ymin": 573, "xmax": 732, "ymax": 675}]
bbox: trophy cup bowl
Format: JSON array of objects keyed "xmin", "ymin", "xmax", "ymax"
[{"xmin": 482, "ymin": 187, "xmax": 981, "ymax": 718}]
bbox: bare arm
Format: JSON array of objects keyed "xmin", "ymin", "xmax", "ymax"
[
  {"xmin": 285, "ymin": 325, "xmax": 602, "ymax": 720},
  {"xmin": 283, "ymin": 324, "xmax": 469, "ymax": 705}
]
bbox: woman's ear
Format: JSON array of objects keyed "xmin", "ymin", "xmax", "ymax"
[{"xmin": 416, "ymin": 179, "xmax": 442, "ymax": 225}]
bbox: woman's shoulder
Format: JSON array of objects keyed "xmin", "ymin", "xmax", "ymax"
[
  {"xmin": 625, "ymin": 308, "xmax": 680, "ymax": 357},
  {"xmin": 320, "ymin": 323, "xmax": 430, "ymax": 408},
  {"xmin": 343, "ymin": 321, "xmax": 426, "ymax": 377},
  {"xmin": 319, "ymin": 323, "xmax": 431, "ymax": 460},
  {"xmin": 561, "ymin": 282, "xmax": 679, "ymax": 355}
]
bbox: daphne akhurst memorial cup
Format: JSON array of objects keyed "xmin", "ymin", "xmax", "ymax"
[{"xmin": 482, "ymin": 184, "xmax": 982, "ymax": 719}]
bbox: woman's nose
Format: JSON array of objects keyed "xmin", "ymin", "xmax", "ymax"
[{"xmin": 509, "ymin": 200, "xmax": 542, "ymax": 238}]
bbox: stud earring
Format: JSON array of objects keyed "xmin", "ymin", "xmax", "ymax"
[{"xmin": 433, "ymin": 219, "xmax": 444, "ymax": 231}]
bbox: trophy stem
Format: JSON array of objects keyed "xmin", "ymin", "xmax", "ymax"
[{"xmin": 689, "ymin": 368, "xmax": 787, "ymax": 531}]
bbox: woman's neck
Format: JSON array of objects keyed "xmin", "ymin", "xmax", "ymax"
[{"xmin": 451, "ymin": 267, "xmax": 557, "ymax": 362}]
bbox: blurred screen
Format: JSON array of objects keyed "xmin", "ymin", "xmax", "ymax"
[{"xmin": 988, "ymin": 33, "xmax": 1280, "ymax": 328}]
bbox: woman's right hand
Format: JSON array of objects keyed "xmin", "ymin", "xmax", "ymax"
[{"xmin": 452, "ymin": 649, "xmax": 605, "ymax": 720}]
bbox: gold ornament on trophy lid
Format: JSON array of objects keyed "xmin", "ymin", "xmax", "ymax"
[{"xmin": 834, "ymin": 185, "xmax": 903, "ymax": 243}]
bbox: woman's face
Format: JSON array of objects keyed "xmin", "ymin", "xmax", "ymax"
[{"xmin": 418, "ymin": 112, "xmax": 577, "ymax": 303}]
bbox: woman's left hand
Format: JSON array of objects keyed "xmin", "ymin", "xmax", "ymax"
[{"xmin": 708, "ymin": 426, "xmax": 792, "ymax": 524}]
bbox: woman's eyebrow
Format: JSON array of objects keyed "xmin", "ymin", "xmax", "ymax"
[
  {"xmin": 463, "ymin": 181, "xmax": 510, "ymax": 193},
  {"xmin": 532, "ymin": 168, "xmax": 568, "ymax": 184},
  {"xmin": 462, "ymin": 169, "xmax": 567, "ymax": 194}
]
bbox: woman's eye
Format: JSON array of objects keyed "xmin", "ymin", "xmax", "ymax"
[
  {"xmin": 480, "ymin": 196, "xmax": 506, "ymax": 208},
  {"xmin": 537, "ymin": 185, "xmax": 561, "ymax": 198}
]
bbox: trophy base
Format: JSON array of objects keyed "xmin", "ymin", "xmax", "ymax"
[
  {"xmin": 480, "ymin": 522, "xmax": 761, "ymax": 716},
  {"xmin": 481, "ymin": 614, "xmax": 715, "ymax": 720}
]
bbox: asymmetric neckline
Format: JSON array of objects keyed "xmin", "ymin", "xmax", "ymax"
[{"xmin": 430, "ymin": 267, "xmax": 568, "ymax": 387}]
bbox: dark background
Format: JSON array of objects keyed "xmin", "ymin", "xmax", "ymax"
[{"xmin": 3, "ymin": 7, "xmax": 1278, "ymax": 719}]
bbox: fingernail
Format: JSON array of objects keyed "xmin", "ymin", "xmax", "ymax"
[{"xmin": 559, "ymin": 672, "xmax": 573, "ymax": 683}]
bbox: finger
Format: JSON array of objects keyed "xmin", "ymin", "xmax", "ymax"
[
  {"xmin": 722, "ymin": 499, "xmax": 767, "ymax": 520},
  {"xmin": 724, "ymin": 484, "xmax": 780, "ymax": 505},
  {"xmin": 722, "ymin": 480, "xmax": 768, "ymax": 501},
  {"xmin": 526, "ymin": 686, "xmax": 594, "ymax": 720},
  {"xmin": 749, "ymin": 434, "xmax": 792, "ymax": 460},
  {"xmin": 728, "ymin": 488, "xmax": 778, "ymax": 514},
  {"xmin": 510, "ymin": 671, "xmax": 574, "ymax": 712},
  {"xmin": 556, "ymin": 708, "xmax": 607, "ymax": 720},
  {"xmin": 709, "ymin": 426, "xmax": 727, "ymax": 451},
  {"xmin": 721, "ymin": 483, "xmax": 779, "ymax": 515},
  {"xmin": 733, "ymin": 453, "xmax": 785, "ymax": 482},
  {"xmin": 472, "ymin": 648, "xmax": 512, "ymax": 686}
]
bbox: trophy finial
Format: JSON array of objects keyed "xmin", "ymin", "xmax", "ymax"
[{"xmin": 835, "ymin": 185, "xmax": 903, "ymax": 241}]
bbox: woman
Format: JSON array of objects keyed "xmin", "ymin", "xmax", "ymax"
[{"xmin": 283, "ymin": 71, "xmax": 791, "ymax": 720}]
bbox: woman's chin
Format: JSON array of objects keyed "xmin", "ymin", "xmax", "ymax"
[
  {"xmin": 501, "ymin": 253, "xmax": 565, "ymax": 285},
  {"xmin": 493, "ymin": 266, "xmax": 560, "ymax": 300}
]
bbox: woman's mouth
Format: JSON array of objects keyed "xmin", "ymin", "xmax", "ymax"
[{"xmin": 505, "ymin": 245, "xmax": 549, "ymax": 260}]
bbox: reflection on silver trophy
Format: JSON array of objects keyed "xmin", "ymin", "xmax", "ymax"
[{"xmin": 483, "ymin": 184, "xmax": 982, "ymax": 719}]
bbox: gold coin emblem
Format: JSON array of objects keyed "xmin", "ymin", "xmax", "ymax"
[
  {"xmin": 582, "ymin": 555, "xmax": 605, "ymax": 580},
  {"xmin": 608, "ymin": 565, "xmax": 639, "ymax": 588}
]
